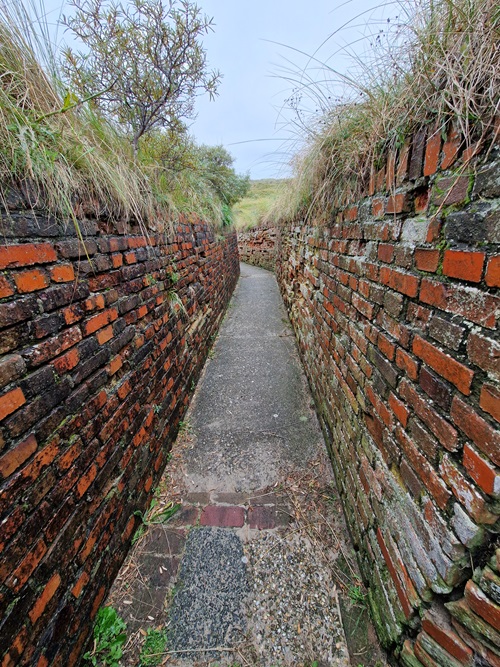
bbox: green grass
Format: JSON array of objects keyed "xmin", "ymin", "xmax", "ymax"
[
  {"xmin": 233, "ymin": 179, "xmax": 287, "ymax": 230},
  {"xmin": 139, "ymin": 628, "xmax": 167, "ymax": 666}
]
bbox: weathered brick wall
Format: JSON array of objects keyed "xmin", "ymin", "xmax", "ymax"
[
  {"xmin": 0, "ymin": 211, "xmax": 239, "ymax": 666},
  {"xmin": 276, "ymin": 128, "xmax": 500, "ymax": 664},
  {"xmin": 237, "ymin": 225, "xmax": 276, "ymax": 271}
]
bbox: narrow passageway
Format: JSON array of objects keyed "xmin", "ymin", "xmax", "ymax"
[
  {"xmin": 182, "ymin": 261, "xmax": 322, "ymax": 494},
  {"xmin": 108, "ymin": 263, "xmax": 386, "ymax": 667}
]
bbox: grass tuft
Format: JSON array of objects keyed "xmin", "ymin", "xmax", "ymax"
[
  {"xmin": 0, "ymin": 1, "xmax": 243, "ymax": 230},
  {"xmin": 266, "ymin": 0, "xmax": 500, "ymax": 225}
]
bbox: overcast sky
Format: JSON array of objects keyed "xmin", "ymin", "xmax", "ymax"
[
  {"xmin": 190, "ymin": 0, "xmax": 394, "ymax": 179},
  {"xmin": 42, "ymin": 0, "xmax": 395, "ymax": 179}
]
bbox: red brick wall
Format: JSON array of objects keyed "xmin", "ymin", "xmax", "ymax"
[
  {"xmin": 237, "ymin": 225, "xmax": 276, "ymax": 271},
  {"xmin": 0, "ymin": 212, "xmax": 239, "ymax": 666},
  {"xmin": 276, "ymin": 128, "xmax": 500, "ymax": 664}
]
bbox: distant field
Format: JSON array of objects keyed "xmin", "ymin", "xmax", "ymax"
[{"xmin": 233, "ymin": 179, "xmax": 287, "ymax": 230}]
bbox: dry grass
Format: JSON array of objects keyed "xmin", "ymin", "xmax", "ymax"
[
  {"xmin": 266, "ymin": 0, "xmax": 500, "ymax": 225},
  {"xmin": 0, "ymin": 1, "xmax": 232, "ymax": 229},
  {"xmin": 0, "ymin": 2, "xmax": 158, "ymax": 226}
]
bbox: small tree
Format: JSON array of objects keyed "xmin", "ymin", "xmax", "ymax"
[
  {"xmin": 195, "ymin": 144, "xmax": 250, "ymax": 207},
  {"xmin": 62, "ymin": 0, "xmax": 221, "ymax": 151}
]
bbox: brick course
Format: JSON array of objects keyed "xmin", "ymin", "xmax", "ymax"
[
  {"xmin": 0, "ymin": 212, "xmax": 239, "ymax": 666},
  {"xmin": 275, "ymin": 131, "xmax": 500, "ymax": 664}
]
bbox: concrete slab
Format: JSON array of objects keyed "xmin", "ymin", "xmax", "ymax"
[
  {"xmin": 167, "ymin": 527, "xmax": 249, "ymax": 659},
  {"xmin": 183, "ymin": 262, "xmax": 324, "ymax": 494}
]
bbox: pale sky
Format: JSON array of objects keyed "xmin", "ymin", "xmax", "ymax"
[
  {"xmin": 190, "ymin": 0, "xmax": 392, "ymax": 178},
  {"xmin": 40, "ymin": 0, "xmax": 397, "ymax": 178}
]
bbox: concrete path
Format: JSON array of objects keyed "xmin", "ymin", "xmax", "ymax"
[
  {"xmin": 182, "ymin": 262, "xmax": 322, "ymax": 496},
  {"xmin": 107, "ymin": 264, "xmax": 386, "ymax": 666}
]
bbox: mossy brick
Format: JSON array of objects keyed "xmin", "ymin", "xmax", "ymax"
[
  {"xmin": 377, "ymin": 527, "xmax": 421, "ymax": 618},
  {"xmin": 446, "ymin": 597, "xmax": 500, "ymax": 650},
  {"xmin": 416, "ymin": 633, "xmax": 463, "ymax": 667},
  {"xmin": 452, "ymin": 617, "xmax": 500, "ymax": 667},
  {"xmin": 433, "ymin": 175, "xmax": 470, "ymax": 206},
  {"xmin": 422, "ymin": 605, "xmax": 474, "ymax": 665},
  {"xmin": 401, "ymin": 640, "xmax": 425, "ymax": 667},
  {"xmin": 478, "ymin": 566, "xmax": 500, "ymax": 605},
  {"xmin": 464, "ymin": 580, "xmax": 500, "ymax": 632}
]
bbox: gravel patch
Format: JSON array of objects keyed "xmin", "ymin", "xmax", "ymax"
[
  {"xmin": 168, "ymin": 527, "xmax": 249, "ymax": 660},
  {"xmin": 244, "ymin": 532, "xmax": 350, "ymax": 667}
]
